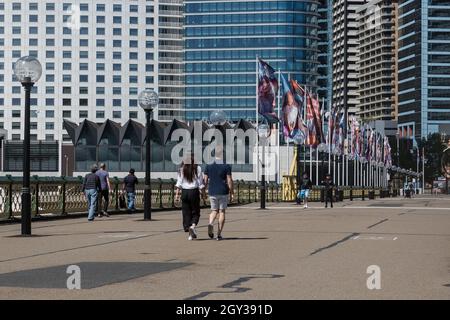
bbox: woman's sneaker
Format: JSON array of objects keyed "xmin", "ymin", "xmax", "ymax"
[
  {"xmin": 208, "ymin": 224, "xmax": 214, "ymax": 239},
  {"xmin": 216, "ymin": 235, "xmax": 223, "ymax": 241},
  {"xmin": 189, "ymin": 226, "xmax": 197, "ymax": 239}
]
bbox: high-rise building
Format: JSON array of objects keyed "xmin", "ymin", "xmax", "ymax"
[
  {"xmin": 0, "ymin": 0, "xmax": 158, "ymax": 142},
  {"xmin": 397, "ymin": 0, "xmax": 450, "ymax": 139},
  {"xmin": 184, "ymin": 0, "xmax": 320, "ymax": 122},
  {"xmin": 158, "ymin": 0, "xmax": 184, "ymax": 121},
  {"xmin": 357, "ymin": 0, "xmax": 398, "ymax": 121},
  {"xmin": 317, "ymin": 0, "xmax": 333, "ymax": 109},
  {"xmin": 332, "ymin": 0, "xmax": 367, "ymax": 118}
]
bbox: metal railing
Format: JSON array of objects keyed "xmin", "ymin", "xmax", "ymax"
[{"xmin": 0, "ymin": 176, "xmax": 397, "ymax": 221}]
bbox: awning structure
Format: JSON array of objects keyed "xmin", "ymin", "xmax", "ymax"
[{"xmin": 62, "ymin": 119, "xmax": 255, "ymax": 146}]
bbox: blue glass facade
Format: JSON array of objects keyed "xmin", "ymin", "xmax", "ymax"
[{"xmin": 185, "ymin": 0, "xmax": 320, "ymax": 122}]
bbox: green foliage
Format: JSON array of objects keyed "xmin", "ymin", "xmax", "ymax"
[{"xmin": 417, "ymin": 133, "xmax": 447, "ymax": 183}]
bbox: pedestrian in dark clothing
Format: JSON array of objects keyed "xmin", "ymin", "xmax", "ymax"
[
  {"xmin": 321, "ymin": 174, "xmax": 334, "ymax": 208},
  {"xmin": 82, "ymin": 164, "xmax": 101, "ymax": 221},
  {"xmin": 96, "ymin": 163, "xmax": 111, "ymax": 217},
  {"xmin": 123, "ymin": 169, "xmax": 138, "ymax": 213}
]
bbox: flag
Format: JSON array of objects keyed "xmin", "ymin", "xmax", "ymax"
[
  {"xmin": 258, "ymin": 58, "xmax": 279, "ymax": 124},
  {"xmin": 281, "ymin": 74, "xmax": 298, "ymax": 138},
  {"xmin": 290, "ymin": 80, "xmax": 308, "ymax": 142},
  {"xmin": 350, "ymin": 116, "xmax": 360, "ymax": 158},
  {"xmin": 376, "ymin": 133, "xmax": 382, "ymax": 163},
  {"xmin": 384, "ymin": 136, "xmax": 392, "ymax": 167}
]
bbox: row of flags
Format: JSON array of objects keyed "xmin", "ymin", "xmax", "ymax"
[{"xmin": 257, "ymin": 58, "xmax": 393, "ymax": 167}]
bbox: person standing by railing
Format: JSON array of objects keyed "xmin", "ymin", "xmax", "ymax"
[
  {"xmin": 175, "ymin": 154, "xmax": 205, "ymax": 241},
  {"xmin": 82, "ymin": 164, "xmax": 101, "ymax": 221},
  {"xmin": 123, "ymin": 169, "xmax": 138, "ymax": 214},
  {"xmin": 321, "ymin": 173, "xmax": 334, "ymax": 208},
  {"xmin": 96, "ymin": 163, "xmax": 111, "ymax": 217}
]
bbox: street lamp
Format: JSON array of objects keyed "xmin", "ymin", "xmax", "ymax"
[
  {"xmin": 139, "ymin": 89, "xmax": 159, "ymax": 220},
  {"xmin": 293, "ymin": 133, "xmax": 305, "ymax": 205},
  {"xmin": 257, "ymin": 123, "xmax": 270, "ymax": 209},
  {"xmin": 13, "ymin": 56, "xmax": 42, "ymax": 236}
]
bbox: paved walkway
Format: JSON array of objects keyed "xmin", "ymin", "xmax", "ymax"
[{"xmin": 0, "ymin": 195, "xmax": 449, "ymax": 299}]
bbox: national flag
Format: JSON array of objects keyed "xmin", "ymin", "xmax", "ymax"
[{"xmin": 258, "ymin": 58, "xmax": 279, "ymax": 124}]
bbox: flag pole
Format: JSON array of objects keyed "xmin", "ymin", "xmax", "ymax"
[
  {"xmin": 277, "ymin": 69, "xmax": 281, "ymax": 184},
  {"xmin": 255, "ymin": 56, "xmax": 259, "ymax": 184}
]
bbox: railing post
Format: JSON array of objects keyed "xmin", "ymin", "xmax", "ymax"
[
  {"xmin": 170, "ymin": 178, "xmax": 176, "ymax": 208},
  {"xmin": 362, "ymin": 188, "xmax": 365, "ymax": 201},
  {"xmin": 158, "ymin": 178, "xmax": 163, "ymax": 209},
  {"xmin": 114, "ymin": 177, "xmax": 119, "ymax": 211},
  {"xmin": 7, "ymin": 175, "xmax": 13, "ymax": 219},
  {"xmin": 33, "ymin": 175, "xmax": 39, "ymax": 218},
  {"xmin": 61, "ymin": 176, "xmax": 67, "ymax": 216},
  {"xmin": 350, "ymin": 186, "xmax": 353, "ymax": 201},
  {"xmin": 248, "ymin": 182, "xmax": 251, "ymax": 204},
  {"xmin": 236, "ymin": 181, "xmax": 240, "ymax": 204}
]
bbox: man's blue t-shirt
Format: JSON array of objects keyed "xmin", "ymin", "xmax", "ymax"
[
  {"xmin": 205, "ymin": 162, "xmax": 232, "ymax": 196},
  {"xmin": 96, "ymin": 169, "xmax": 109, "ymax": 190}
]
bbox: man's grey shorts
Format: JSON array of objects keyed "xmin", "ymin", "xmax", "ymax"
[{"xmin": 210, "ymin": 195, "xmax": 228, "ymax": 211}]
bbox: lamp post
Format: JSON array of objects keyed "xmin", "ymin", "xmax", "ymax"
[
  {"xmin": 13, "ymin": 56, "xmax": 42, "ymax": 236},
  {"xmin": 258, "ymin": 123, "xmax": 270, "ymax": 209},
  {"xmin": 139, "ymin": 89, "xmax": 159, "ymax": 221}
]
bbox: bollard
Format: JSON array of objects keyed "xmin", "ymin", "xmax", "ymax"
[
  {"xmin": 350, "ymin": 187, "xmax": 353, "ymax": 201},
  {"xmin": 362, "ymin": 188, "xmax": 365, "ymax": 201}
]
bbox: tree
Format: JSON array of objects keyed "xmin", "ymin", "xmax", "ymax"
[{"xmin": 417, "ymin": 133, "xmax": 447, "ymax": 184}]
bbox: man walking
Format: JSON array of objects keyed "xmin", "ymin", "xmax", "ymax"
[
  {"xmin": 96, "ymin": 163, "xmax": 111, "ymax": 217},
  {"xmin": 299, "ymin": 173, "xmax": 312, "ymax": 209},
  {"xmin": 204, "ymin": 145, "xmax": 234, "ymax": 241},
  {"xmin": 321, "ymin": 173, "xmax": 334, "ymax": 208},
  {"xmin": 82, "ymin": 164, "xmax": 101, "ymax": 221},
  {"xmin": 123, "ymin": 168, "xmax": 138, "ymax": 213}
]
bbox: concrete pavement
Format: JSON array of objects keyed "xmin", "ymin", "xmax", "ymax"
[{"xmin": 0, "ymin": 195, "xmax": 449, "ymax": 299}]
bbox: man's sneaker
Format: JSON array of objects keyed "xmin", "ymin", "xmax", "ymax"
[
  {"xmin": 103, "ymin": 211, "xmax": 110, "ymax": 217},
  {"xmin": 303, "ymin": 205, "xmax": 308, "ymax": 209},
  {"xmin": 216, "ymin": 235, "xmax": 223, "ymax": 241},
  {"xmin": 208, "ymin": 224, "xmax": 214, "ymax": 239},
  {"xmin": 189, "ymin": 226, "xmax": 197, "ymax": 239},
  {"xmin": 188, "ymin": 235, "xmax": 193, "ymax": 241}
]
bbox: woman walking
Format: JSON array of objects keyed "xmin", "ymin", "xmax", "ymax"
[{"xmin": 175, "ymin": 154, "xmax": 205, "ymax": 240}]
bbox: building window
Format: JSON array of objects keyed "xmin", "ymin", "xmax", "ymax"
[
  {"xmin": 79, "ymin": 99, "xmax": 88, "ymax": 106},
  {"xmin": 96, "ymin": 75, "xmax": 105, "ymax": 82},
  {"xmin": 80, "ymin": 63, "xmax": 88, "ymax": 71},
  {"xmin": 30, "ymin": 123, "xmax": 37, "ymax": 130},
  {"xmin": 113, "ymin": 64, "xmax": 121, "ymax": 71},
  {"xmin": 63, "ymin": 63, "xmax": 71, "ymax": 70},
  {"xmin": 63, "ymin": 51, "xmax": 71, "ymax": 58},
  {"xmin": 113, "ymin": 16, "xmax": 122, "ymax": 24},
  {"xmin": 45, "ymin": 123, "xmax": 54, "ymax": 130},
  {"xmin": 97, "ymin": 16, "xmax": 105, "ymax": 24},
  {"xmin": 62, "ymin": 99, "xmax": 71, "ymax": 106},
  {"xmin": 80, "ymin": 75, "xmax": 88, "ymax": 82},
  {"xmin": 96, "ymin": 111, "xmax": 105, "ymax": 118},
  {"xmin": 113, "ymin": 87, "xmax": 121, "ymax": 95},
  {"xmin": 79, "ymin": 111, "xmax": 88, "ymax": 118},
  {"xmin": 96, "ymin": 99, "xmax": 105, "ymax": 106},
  {"xmin": 46, "ymin": 87, "xmax": 54, "ymax": 94},
  {"xmin": 12, "ymin": 122, "xmax": 21, "ymax": 130},
  {"xmin": 47, "ymin": 27, "xmax": 55, "ymax": 34},
  {"xmin": 113, "ymin": 4, "xmax": 122, "ymax": 12},
  {"xmin": 63, "ymin": 110, "xmax": 72, "ymax": 118},
  {"xmin": 113, "ymin": 111, "xmax": 121, "ymax": 119},
  {"xmin": 113, "ymin": 99, "xmax": 121, "ymax": 107},
  {"xmin": 63, "ymin": 87, "xmax": 71, "ymax": 94},
  {"xmin": 97, "ymin": 4, "xmax": 105, "ymax": 11},
  {"xmin": 46, "ymin": 98, "xmax": 54, "ymax": 106},
  {"xmin": 80, "ymin": 87, "xmax": 88, "ymax": 94},
  {"xmin": 12, "ymin": 99, "xmax": 21, "ymax": 106},
  {"xmin": 113, "ymin": 52, "xmax": 121, "ymax": 59},
  {"xmin": 129, "ymin": 111, "xmax": 138, "ymax": 119},
  {"xmin": 46, "ymin": 110, "xmax": 54, "ymax": 118},
  {"xmin": 96, "ymin": 87, "xmax": 105, "ymax": 95},
  {"xmin": 63, "ymin": 75, "xmax": 71, "ymax": 82},
  {"xmin": 113, "ymin": 28, "xmax": 121, "ymax": 36},
  {"xmin": 45, "ymin": 134, "xmax": 54, "ymax": 141}
]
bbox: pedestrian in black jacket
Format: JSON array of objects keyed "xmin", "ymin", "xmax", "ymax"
[
  {"xmin": 321, "ymin": 174, "xmax": 334, "ymax": 208},
  {"xmin": 82, "ymin": 164, "xmax": 101, "ymax": 221}
]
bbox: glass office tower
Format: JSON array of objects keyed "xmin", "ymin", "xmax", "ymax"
[{"xmin": 184, "ymin": 1, "xmax": 320, "ymax": 122}]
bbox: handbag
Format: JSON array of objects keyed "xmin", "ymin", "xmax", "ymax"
[{"xmin": 119, "ymin": 193, "xmax": 126, "ymax": 209}]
